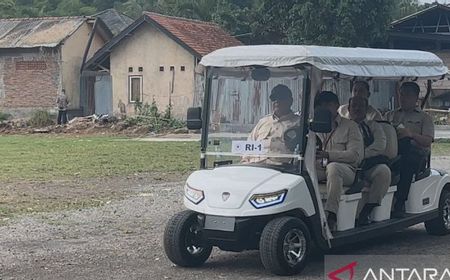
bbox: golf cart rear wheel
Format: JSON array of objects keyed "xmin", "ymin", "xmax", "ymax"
[
  {"xmin": 163, "ymin": 210, "xmax": 212, "ymax": 267},
  {"xmin": 259, "ymin": 217, "xmax": 311, "ymax": 276},
  {"xmin": 425, "ymin": 189, "xmax": 450, "ymax": 236}
]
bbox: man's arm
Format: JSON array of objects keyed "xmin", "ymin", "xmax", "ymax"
[
  {"xmin": 328, "ymin": 122, "xmax": 364, "ymax": 165},
  {"xmin": 364, "ymin": 121, "xmax": 387, "ymax": 158}
]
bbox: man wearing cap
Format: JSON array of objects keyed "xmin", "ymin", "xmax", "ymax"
[
  {"xmin": 315, "ymin": 91, "xmax": 364, "ymax": 231},
  {"xmin": 242, "ymin": 84, "xmax": 300, "ymax": 164},
  {"xmin": 338, "ymin": 81, "xmax": 383, "ymax": 121},
  {"xmin": 385, "ymin": 82, "xmax": 434, "ymax": 217}
]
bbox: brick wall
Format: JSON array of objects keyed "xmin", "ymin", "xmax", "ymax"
[{"xmin": 0, "ymin": 49, "xmax": 61, "ymax": 117}]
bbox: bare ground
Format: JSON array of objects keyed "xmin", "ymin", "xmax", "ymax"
[{"xmin": 1, "ymin": 158, "xmax": 450, "ymax": 280}]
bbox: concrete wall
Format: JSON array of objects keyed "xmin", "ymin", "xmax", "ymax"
[
  {"xmin": 0, "ymin": 48, "xmax": 61, "ymax": 117},
  {"xmin": 110, "ymin": 24, "xmax": 196, "ymax": 119},
  {"xmin": 61, "ymin": 22, "xmax": 106, "ymax": 110}
]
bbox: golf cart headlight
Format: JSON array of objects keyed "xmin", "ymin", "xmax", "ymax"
[
  {"xmin": 185, "ymin": 183, "xmax": 204, "ymax": 204},
  {"xmin": 249, "ymin": 190, "xmax": 288, "ymax": 209}
]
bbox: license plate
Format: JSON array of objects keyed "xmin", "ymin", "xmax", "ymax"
[{"xmin": 204, "ymin": 215, "xmax": 235, "ymax": 232}]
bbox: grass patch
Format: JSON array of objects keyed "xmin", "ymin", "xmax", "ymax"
[
  {"xmin": 0, "ymin": 135, "xmax": 199, "ymax": 182},
  {"xmin": 432, "ymin": 142, "xmax": 450, "ymax": 156}
]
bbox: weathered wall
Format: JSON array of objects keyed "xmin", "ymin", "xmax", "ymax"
[
  {"xmin": 110, "ymin": 23, "xmax": 196, "ymax": 119},
  {"xmin": 61, "ymin": 21, "xmax": 106, "ymax": 110},
  {"xmin": 0, "ymin": 48, "xmax": 61, "ymax": 117}
]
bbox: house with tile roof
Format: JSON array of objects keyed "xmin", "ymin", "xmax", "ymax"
[
  {"xmin": 84, "ymin": 12, "xmax": 242, "ymax": 118},
  {"xmin": 0, "ymin": 10, "xmax": 132, "ymax": 118}
]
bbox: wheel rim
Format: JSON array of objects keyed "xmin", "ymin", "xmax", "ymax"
[
  {"xmin": 443, "ymin": 197, "xmax": 450, "ymax": 230},
  {"xmin": 282, "ymin": 229, "xmax": 307, "ymax": 267},
  {"xmin": 185, "ymin": 224, "xmax": 205, "ymax": 256}
]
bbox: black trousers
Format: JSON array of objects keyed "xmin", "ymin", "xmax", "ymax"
[
  {"xmin": 57, "ymin": 110, "xmax": 68, "ymax": 125},
  {"xmin": 395, "ymin": 138, "xmax": 427, "ymax": 204}
]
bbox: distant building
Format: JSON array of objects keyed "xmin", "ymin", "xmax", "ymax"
[
  {"xmin": 389, "ymin": 4, "xmax": 450, "ymax": 109},
  {"xmin": 0, "ymin": 10, "xmax": 133, "ymax": 118},
  {"xmin": 84, "ymin": 12, "xmax": 242, "ymax": 119}
]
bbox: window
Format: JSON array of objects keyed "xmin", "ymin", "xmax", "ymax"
[
  {"xmin": 139, "ymin": 67, "xmax": 143, "ymax": 72},
  {"xmin": 160, "ymin": 66, "xmax": 164, "ymax": 72},
  {"xmin": 129, "ymin": 76, "xmax": 143, "ymax": 103},
  {"xmin": 170, "ymin": 66, "xmax": 175, "ymax": 71},
  {"xmin": 181, "ymin": 66, "xmax": 186, "ymax": 71},
  {"xmin": 128, "ymin": 67, "xmax": 133, "ymax": 72}
]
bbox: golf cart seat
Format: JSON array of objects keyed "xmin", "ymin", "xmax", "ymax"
[{"xmin": 318, "ymin": 182, "xmax": 362, "ymax": 231}]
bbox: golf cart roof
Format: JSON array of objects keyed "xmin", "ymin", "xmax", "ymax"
[{"xmin": 200, "ymin": 45, "xmax": 448, "ymax": 79}]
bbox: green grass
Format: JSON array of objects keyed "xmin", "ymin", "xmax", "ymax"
[
  {"xmin": 432, "ymin": 142, "xmax": 450, "ymax": 156},
  {"xmin": 0, "ymin": 135, "xmax": 199, "ymax": 182}
]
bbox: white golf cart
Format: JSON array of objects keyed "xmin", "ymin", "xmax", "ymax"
[{"xmin": 163, "ymin": 45, "xmax": 450, "ymax": 276}]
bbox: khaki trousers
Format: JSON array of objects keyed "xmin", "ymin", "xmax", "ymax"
[
  {"xmin": 317, "ymin": 162, "xmax": 356, "ymax": 215},
  {"xmin": 356, "ymin": 164, "xmax": 391, "ymax": 215}
]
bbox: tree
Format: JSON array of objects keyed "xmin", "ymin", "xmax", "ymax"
[
  {"xmin": 253, "ymin": 0, "xmax": 396, "ymax": 47},
  {"xmin": 0, "ymin": 0, "xmax": 16, "ymax": 18}
]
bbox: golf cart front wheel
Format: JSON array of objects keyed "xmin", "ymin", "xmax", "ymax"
[
  {"xmin": 425, "ymin": 188, "xmax": 450, "ymax": 236},
  {"xmin": 163, "ymin": 210, "xmax": 212, "ymax": 267},
  {"xmin": 259, "ymin": 217, "xmax": 311, "ymax": 276}
]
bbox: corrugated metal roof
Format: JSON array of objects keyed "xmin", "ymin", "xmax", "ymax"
[
  {"xmin": 0, "ymin": 17, "xmax": 85, "ymax": 48},
  {"xmin": 93, "ymin": 9, "xmax": 134, "ymax": 36}
]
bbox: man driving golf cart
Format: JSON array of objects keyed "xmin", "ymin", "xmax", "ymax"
[{"xmin": 241, "ymin": 84, "xmax": 300, "ymax": 164}]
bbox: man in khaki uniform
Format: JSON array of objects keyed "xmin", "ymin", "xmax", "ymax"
[
  {"xmin": 385, "ymin": 82, "xmax": 434, "ymax": 217},
  {"xmin": 315, "ymin": 91, "xmax": 364, "ymax": 230},
  {"xmin": 338, "ymin": 81, "xmax": 383, "ymax": 121},
  {"xmin": 348, "ymin": 96, "xmax": 391, "ymax": 225},
  {"xmin": 242, "ymin": 84, "xmax": 300, "ymax": 164}
]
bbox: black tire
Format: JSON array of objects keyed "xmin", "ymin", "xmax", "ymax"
[
  {"xmin": 259, "ymin": 217, "xmax": 311, "ymax": 276},
  {"xmin": 425, "ymin": 189, "xmax": 450, "ymax": 236},
  {"xmin": 163, "ymin": 210, "xmax": 212, "ymax": 267}
]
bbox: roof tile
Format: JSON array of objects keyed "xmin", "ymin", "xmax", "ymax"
[{"xmin": 144, "ymin": 12, "xmax": 242, "ymax": 56}]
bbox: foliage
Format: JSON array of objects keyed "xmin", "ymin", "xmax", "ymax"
[
  {"xmin": 28, "ymin": 110, "xmax": 55, "ymax": 127},
  {"xmin": 253, "ymin": 0, "xmax": 396, "ymax": 47},
  {"xmin": 124, "ymin": 100, "xmax": 185, "ymax": 133},
  {"xmin": 0, "ymin": 111, "xmax": 11, "ymax": 121},
  {"xmin": 0, "ymin": 0, "xmax": 430, "ymax": 47}
]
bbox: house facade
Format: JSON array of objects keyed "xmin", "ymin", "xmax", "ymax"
[
  {"xmin": 85, "ymin": 12, "xmax": 242, "ymax": 119},
  {"xmin": 0, "ymin": 10, "xmax": 132, "ymax": 118}
]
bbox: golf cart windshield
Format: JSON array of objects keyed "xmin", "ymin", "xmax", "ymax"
[{"xmin": 204, "ymin": 67, "xmax": 307, "ymax": 170}]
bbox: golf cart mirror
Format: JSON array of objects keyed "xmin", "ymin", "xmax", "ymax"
[
  {"xmin": 284, "ymin": 126, "xmax": 302, "ymax": 151},
  {"xmin": 186, "ymin": 107, "xmax": 202, "ymax": 130},
  {"xmin": 251, "ymin": 68, "xmax": 271, "ymax": 81},
  {"xmin": 310, "ymin": 107, "xmax": 332, "ymax": 133}
]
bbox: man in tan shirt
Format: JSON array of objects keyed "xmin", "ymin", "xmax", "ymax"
[
  {"xmin": 242, "ymin": 84, "xmax": 300, "ymax": 164},
  {"xmin": 315, "ymin": 91, "xmax": 364, "ymax": 230},
  {"xmin": 385, "ymin": 82, "xmax": 434, "ymax": 217},
  {"xmin": 349, "ymin": 96, "xmax": 391, "ymax": 225},
  {"xmin": 338, "ymin": 81, "xmax": 383, "ymax": 121}
]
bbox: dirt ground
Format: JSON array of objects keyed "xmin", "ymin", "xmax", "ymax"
[{"xmin": 1, "ymin": 158, "xmax": 450, "ymax": 280}]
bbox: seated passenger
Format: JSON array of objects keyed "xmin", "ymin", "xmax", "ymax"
[
  {"xmin": 338, "ymin": 81, "xmax": 383, "ymax": 121},
  {"xmin": 315, "ymin": 91, "xmax": 364, "ymax": 231},
  {"xmin": 241, "ymin": 84, "xmax": 300, "ymax": 164},
  {"xmin": 385, "ymin": 82, "xmax": 434, "ymax": 218},
  {"xmin": 348, "ymin": 96, "xmax": 391, "ymax": 226}
]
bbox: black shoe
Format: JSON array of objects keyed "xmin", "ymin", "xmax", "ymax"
[
  {"xmin": 391, "ymin": 202, "xmax": 405, "ymax": 218},
  {"xmin": 327, "ymin": 211, "xmax": 337, "ymax": 232},
  {"xmin": 357, "ymin": 204, "xmax": 377, "ymax": 226}
]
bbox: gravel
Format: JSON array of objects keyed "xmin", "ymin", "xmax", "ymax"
[{"xmin": 1, "ymin": 157, "xmax": 450, "ymax": 280}]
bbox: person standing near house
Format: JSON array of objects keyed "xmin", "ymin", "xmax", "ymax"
[{"xmin": 56, "ymin": 89, "xmax": 69, "ymax": 125}]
